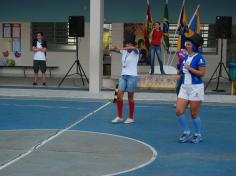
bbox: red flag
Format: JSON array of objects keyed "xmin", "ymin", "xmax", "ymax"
[{"xmin": 144, "ymin": 0, "xmax": 152, "ymax": 50}]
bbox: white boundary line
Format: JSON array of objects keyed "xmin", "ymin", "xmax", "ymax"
[
  {"xmin": 0, "ymin": 101, "xmax": 111, "ymax": 171},
  {"xmin": 72, "ymin": 130, "xmax": 158, "ymax": 176},
  {"xmin": 0, "ymin": 103, "xmax": 89, "ymax": 110},
  {"xmin": 0, "ymin": 97, "xmax": 107, "ymax": 103},
  {"xmin": 0, "ymin": 129, "xmax": 158, "ymax": 176}
]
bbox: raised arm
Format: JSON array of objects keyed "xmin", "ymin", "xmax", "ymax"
[
  {"xmin": 110, "ymin": 43, "xmax": 138, "ymax": 54},
  {"xmin": 122, "ymin": 45, "xmax": 139, "ymax": 54},
  {"xmin": 110, "ymin": 43, "xmax": 122, "ymax": 53}
]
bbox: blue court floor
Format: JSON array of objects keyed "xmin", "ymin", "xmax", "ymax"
[{"xmin": 0, "ymin": 97, "xmax": 236, "ymax": 176}]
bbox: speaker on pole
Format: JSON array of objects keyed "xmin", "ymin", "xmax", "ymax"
[
  {"xmin": 215, "ymin": 16, "xmax": 232, "ymax": 39},
  {"xmin": 58, "ymin": 16, "xmax": 88, "ymax": 87},
  {"xmin": 69, "ymin": 16, "xmax": 85, "ymax": 37},
  {"xmin": 205, "ymin": 16, "xmax": 233, "ymax": 92}
]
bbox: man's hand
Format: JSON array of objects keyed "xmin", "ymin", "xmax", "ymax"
[
  {"xmin": 110, "ymin": 42, "xmax": 121, "ymax": 53},
  {"xmin": 113, "ymin": 43, "xmax": 120, "ymax": 50}
]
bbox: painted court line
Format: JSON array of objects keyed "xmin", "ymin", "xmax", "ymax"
[
  {"xmin": 0, "ymin": 103, "xmax": 89, "ymax": 110},
  {"xmin": 0, "ymin": 129, "xmax": 158, "ymax": 176},
  {"xmin": 0, "ymin": 97, "xmax": 107, "ymax": 103},
  {"xmin": 72, "ymin": 130, "xmax": 158, "ymax": 176},
  {"xmin": 0, "ymin": 101, "xmax": 111, "ymax": 171}
]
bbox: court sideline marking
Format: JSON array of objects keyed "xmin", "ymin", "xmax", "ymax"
[
  {"xmin": 0, "ymin": 103, "xmax": 89, "ymax": 110},
  {"xmin": 0, "ymin": 101, "xmax": 111, "ymax": 171}
]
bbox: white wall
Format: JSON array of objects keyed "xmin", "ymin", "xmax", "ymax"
[{"xmin": 0, "ymin": 22, "xmax": 90, "ymax": 77}]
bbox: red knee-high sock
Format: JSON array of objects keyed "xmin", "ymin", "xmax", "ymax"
[
  {"xmin": 129, "ymin": 100, "xmax": 135, "ymax": 119},
  {"xmin": 117, "ymin": 100, "xmax": 123, "ymax": 119}
]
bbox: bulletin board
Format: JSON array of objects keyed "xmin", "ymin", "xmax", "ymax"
[{"xmin": 2, "ymin": 23, "xmax": 21, "ymax": 52}]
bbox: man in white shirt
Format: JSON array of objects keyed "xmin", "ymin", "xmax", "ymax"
[
  {"xmin": 32, "ymin": 32, "xmax": 47, "ymax": 86},
  {"xmin": 110, "ymin": 34, "xmax": 139, "ymax": 124}
]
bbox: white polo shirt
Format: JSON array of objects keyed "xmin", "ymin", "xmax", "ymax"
[
  {"xmin": 120, "ymin": 50, "xmax": 139, "ymax": 76},
  {"xmin": 34, "ymin": 41, "xmax": 46, "ymax": 61}
]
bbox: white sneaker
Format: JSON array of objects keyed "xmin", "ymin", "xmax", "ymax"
[
  {"xmin": 112, "ymin": 117, "xmax": 123, "ymax": 124},
  {"xmin": 124, "ymin": 118, "xmax": 134, "ymax": 124}
]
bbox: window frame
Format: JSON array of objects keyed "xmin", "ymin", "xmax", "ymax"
[{"xmin": 31, "ymin": 22, "xmax": 76, "ymax": 52}]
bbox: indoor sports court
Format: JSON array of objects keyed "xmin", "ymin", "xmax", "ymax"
[{"xmin": 0, "ymin": 0, "xmax": 236, "ymax": 176}]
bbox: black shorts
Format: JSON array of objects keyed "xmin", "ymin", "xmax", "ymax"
[{"xmin": 33, "ymin": 60, "xmax": 47, "ymax": 73}]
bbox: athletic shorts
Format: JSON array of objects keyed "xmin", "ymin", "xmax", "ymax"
[
  {"xmin": 118, "ymin": 75, "xmax": 138, "ymax": 93},
  {"xmin": 33, "ymin": 60, "xmax": 47, "ymax": 73},
  {"xmin": 178, "ymin": 83, "xmax": 204, "ymax": 101}
]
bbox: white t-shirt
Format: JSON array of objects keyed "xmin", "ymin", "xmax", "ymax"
[
  {"xmin": 34, "ymin": 41, "xmax": 46, "ymax": 61},
  {"xmin": 120, "ymin": 50, "xmax": 139, "ymax": 76}
]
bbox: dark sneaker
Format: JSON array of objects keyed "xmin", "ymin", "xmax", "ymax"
[
  {"xmin": 191, "ymin": 134, "xmax": 203, "ymax": 144},
  {"xmin": 42, "ymin": 82, "xmax": 46, "ymax": 86},
  {"xmin": 32, "ymin": 82, "xmax": 37, "ymax": 86},
  {"xmin": 178, "ymin": 132, "xmax": 192, "ymax": 143}
]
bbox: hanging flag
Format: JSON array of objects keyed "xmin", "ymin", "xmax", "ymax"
[
  {"xmin": 177, "ymin": 0, "xmax": 189, "ymax": 51},
  {"xmin": 188, "ymin": 5, "xmax": 201, "ymax": 36},
  {"xmin": 187, "ymin": 5, "xmax": 203, "ymax": 52},
  {"xmin": 162, "ymin": 0, "xmax": 169, "ymax": 50},
  {"xmin": 144, "ymin": 0, "xmax": 153, "ymax": 50}
]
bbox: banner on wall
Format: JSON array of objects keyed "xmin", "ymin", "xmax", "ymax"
[
  {"xmin": 12, "ymin": 24, "xmax": 21, "ymax": 38},
  {"xmin": 3, "ymin": 24, "xmax": 11, "ymax": 38},
  {"xmin": 2, "ymin": 38, "xmax": 12, "ymax": 51},
  {"xmin": 124, "ymin": 23, "xmax": 150, "ymax": 65},
  {"xmin": 13, "ymin": 38, "xmax": 21, "ymax": 52},
  {"xmin": 2, "ymin": 23, "xmax": 21, "ymax": 52}
]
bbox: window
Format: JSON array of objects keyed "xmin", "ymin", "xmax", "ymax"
[{"xmin": 31, "ymin": 22, "xmax": 76, "ymax": 51}]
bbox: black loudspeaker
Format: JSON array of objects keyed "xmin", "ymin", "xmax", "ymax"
[
  {"xmin": 69, "ymin": 16, "xmax": 85, "ymax": 37},
  {"xmin": 215, "ymin": 16, "xmax": 232, "ymax": 39}
]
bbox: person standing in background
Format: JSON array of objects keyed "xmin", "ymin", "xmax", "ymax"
[
  {"xmin": 149, "ymin": 21, "xmax": 167, "ymax": 74},
  {"xmin": 32, "ymin": 32, "xmax": 47, "ymax": 86}
]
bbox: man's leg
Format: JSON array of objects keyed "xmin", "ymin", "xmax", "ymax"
[
  {"xmin": 156, "ymin": 47, "xmax": 165, "ymax": 74},
  {"xmin": 41, "ymin": 61, "xmax": 47, "ymax": 85},
  {"xmin": 33, "ymin": 60, "xmax": 39, "ymax": 85},
  {"xmin": 150, "ymin": 46, "xmax": 155, "ymax": 74}
]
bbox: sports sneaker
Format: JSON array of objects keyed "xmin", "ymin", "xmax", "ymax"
[
  {"xmin": 32, "ymin": 82, "xmax": 37, "ymax": 86},
  {"xmin": 191, "ymin": 134, "xmax": 202, "ymax": 144},
  {"xmin": 178, "ymin": 132, "xmax": 192, "ymax": 143},
  {"xmin": 112, "ymin": 117, "xmax": 123, "ymax": 124},
  {"xmin": 124, "ymin": 118, "xmax": 134, "ymax": 124}
]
